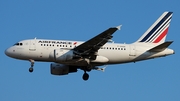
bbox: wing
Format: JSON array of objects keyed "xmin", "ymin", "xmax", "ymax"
[{"xmin": 73, "ymin": 25, "xmax": 121, "ymax": 59}]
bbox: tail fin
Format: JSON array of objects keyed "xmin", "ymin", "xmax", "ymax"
[{"xmin": 136, "ymin": 12, "xmax": 173, "ymax": 43}]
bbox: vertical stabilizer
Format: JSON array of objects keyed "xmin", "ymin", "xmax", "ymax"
[{"xmin": 136, "ymin": 12, "xmax": 173, "ymax": 43}]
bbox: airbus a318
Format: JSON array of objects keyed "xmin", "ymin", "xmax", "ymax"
[{"xmin": 5, "ymin": 12, "xmax": 174, "ymax": 81}]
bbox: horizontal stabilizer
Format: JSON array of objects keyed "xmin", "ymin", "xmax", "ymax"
[{"xmin": 148, "ymin": 41, "xmax": 173, "ymax": 52}]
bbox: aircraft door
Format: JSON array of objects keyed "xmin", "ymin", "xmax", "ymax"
[
  {"xmin": 29, "ymin": 39, "xmax": 36, "ymax": 51},
  {"xmin": 129, "ymin": 45, "xmax": 136, "ymax": 57}
]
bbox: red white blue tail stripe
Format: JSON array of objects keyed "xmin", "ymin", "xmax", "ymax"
[{"xmin": 137, "ymin": 12, "xmax": 173, "ymax": 43}]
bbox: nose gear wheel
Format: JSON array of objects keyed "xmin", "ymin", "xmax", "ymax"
[{"xmin": 29, "ymin": 59, "xmax": 34, "ymax": 73}]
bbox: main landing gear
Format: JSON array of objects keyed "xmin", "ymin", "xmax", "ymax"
[
  {"xmin": 29, "ymin": 59, "xmax": 34, "ymax": 73},
  {"xmin": 81, "ymin": 66, "xmax": 107, "ymax": 81},
  {"xmin": 81, "ymin": 66, "xmax": 91, "ymax": 81},
  {"xmin": 82, "ymin": 72, "xmax": 89, "ymax": 81}
]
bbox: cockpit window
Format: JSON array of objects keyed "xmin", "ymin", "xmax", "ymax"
[
  {"xmin": 14, "ymin": 43, "xmax": 23, "ymax": 46},
  {"xmin": 14, "ymin": 43, "xmax": 19, "ymax": 46}
]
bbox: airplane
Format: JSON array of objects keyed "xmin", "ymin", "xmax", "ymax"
[{"xmin": 5, "ymin": 11, "xmax": 175, "ymax": 81}]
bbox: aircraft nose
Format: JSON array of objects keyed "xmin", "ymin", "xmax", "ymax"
[
  {"xmin": 5, "ymin": 48, "xmax": 11, "ymax": 56},
  {"xmin": 5, "ymin": 47, "xmax": 14, "ymax": 57}
]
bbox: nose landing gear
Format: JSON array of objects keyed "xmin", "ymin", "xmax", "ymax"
[
  {"xmin": 29, "ymin": 59, "xmax": 34, "ymax": 73},
  {"xmin": 29, "ymin": 67, "xmax": 33, "ymax": 72}
]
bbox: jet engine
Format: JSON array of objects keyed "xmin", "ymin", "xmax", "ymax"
[{"xmin": 50, "ymin": 63, "xmax": 77, "ymax": 75}]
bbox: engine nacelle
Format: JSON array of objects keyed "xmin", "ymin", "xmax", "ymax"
[
  {"xmin": 49, "ymin": 49, "xmax": 74, "ymax": 61},
  {"xmin": 50, "ymin": 63, "xmax": 77, "ymax": 75}
]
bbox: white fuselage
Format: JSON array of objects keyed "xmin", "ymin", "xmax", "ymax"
[{"xmin": 5, "ymin": 39, "xmax": 174, "ymax": 66}]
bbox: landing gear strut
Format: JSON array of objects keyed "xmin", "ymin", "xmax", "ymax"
[{"xmin": 29, "ymin": 59, "xmax": 34, "ymax": 73}]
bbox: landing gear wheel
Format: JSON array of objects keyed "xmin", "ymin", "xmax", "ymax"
[
  {"xmin": 82, "ymin": 73, "xmax": 89, "ymax": 81},
  {"xmin": 29, "ymin": 67, "xmax": 33, "ymax": 72},
  {"xmin": 29, "ymin": 59, "xmax": 34, "ymax": 73}
]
